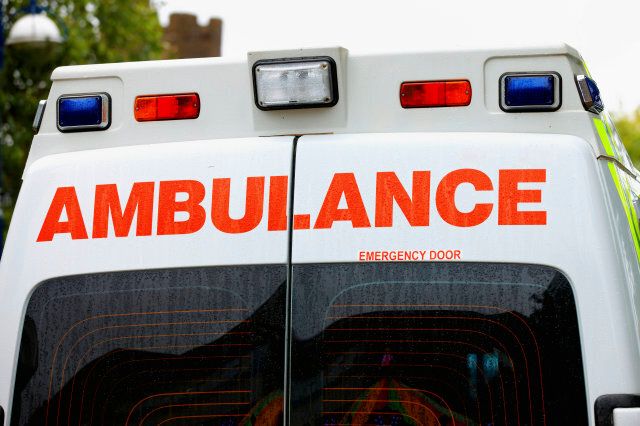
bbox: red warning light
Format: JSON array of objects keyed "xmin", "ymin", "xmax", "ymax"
[
  {"xmin": 134, "ymin": 93, "xmax": 200, "ymax": 122},
  {"xmin": 400, "ymin": 80, "xmax": 471, "ymax": 108}
]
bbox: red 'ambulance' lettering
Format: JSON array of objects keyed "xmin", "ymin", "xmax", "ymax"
[
  {"xmin": 293, "ymin": 214, "xmax": 311, "ymax": 230},
  {"xmin": 498, "ymin": 169, "xmax": 547, "ymax": 225},
  {"xmin": 37, "ymin": 187, "xmax": 88, "ymax": 242},
  {"xmin": 36, "ymin": 168, "xmax": 547, "ymax": 241},
  {"xmin": 375, "ymin": 171, "xmax": 430, "ymax": 227},
  {"xmin": 157, "ymin": 180, "xmax": 206, "ymax": 235},
  {"xmin": 212, "ymin": 177, "xmax": 265, "ymax": 234},
  {"xmin": 92, "ymin": 182, "xmax": 154, "ymax": 238},
  {"xmin": 314, "ymin": 173, "xmax": 371, "ymax": 229},
  {"xmin": 436, "ymin": 169, "xmax": 494, "ymax": 227},
  {"xmin": 268, "ymin": 176, "xmax": 289, "ymax": 231}
]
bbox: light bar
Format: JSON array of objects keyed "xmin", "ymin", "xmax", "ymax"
[
  {"xmin": 400, "ymin": 80, "xmax": 471, "ymax": 108},
  {"xmin": 576, "ymin": 75, "xmax": 604, "ymax": 114},
  {"xmin": 57, "ymin": 93, "xmax": 110, "ymax": 132},
  {"xmin": 252, "ymin": 57, "xmax": 338, "ymax": 110},
  {"xmin": 500, "ymin": 73, "xmax": 561, "ymax": 112},
  {"xmin": 134, "ymin": 93, "xmax": 200, "ymax": 122}
]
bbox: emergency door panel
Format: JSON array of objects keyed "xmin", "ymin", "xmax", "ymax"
[
  {"xmin": 290, "ymin": 132, "xmax": 592, "ymax": 265},
  {"xmin": 21, "ymin": 136, "xmax": 295, "ymax": 270},
  {"xmin": 289, "ymin": 133, "xmax": 589, "ymax": 425},
  {"xmin": 4, "ymin": 137, "xmax": 293, "ymax": 425}
]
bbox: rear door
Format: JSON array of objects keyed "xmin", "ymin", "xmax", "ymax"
[
  {"xmin": 1, "ymin": 136, "xmax": 294, "ymax": 425},
  {"xmin": 288, "ymin": 133, "xmax": 592, "ymax": 425}
]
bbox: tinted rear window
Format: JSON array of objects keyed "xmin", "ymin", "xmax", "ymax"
[
  {"xmin": 290, "ymin": 263, "xmax": 587, "ymax": 425},
  {"xmin": 11, "ymin": 265, "xmax": 285, "ymax": 426}
]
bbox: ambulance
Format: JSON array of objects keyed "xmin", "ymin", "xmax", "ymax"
[{"xmin": 0, "ymin": 44, "xmax": 639, "ymax": 425}]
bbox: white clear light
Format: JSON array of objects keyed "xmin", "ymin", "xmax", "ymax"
[{"xmin": 255, "ymin": 60, "xmax": 334, "ymax": 108}]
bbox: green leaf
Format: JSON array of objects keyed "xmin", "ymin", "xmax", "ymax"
[{"xmin": 0, "ymin": 0, "xmax": 164, "ymax": 243}]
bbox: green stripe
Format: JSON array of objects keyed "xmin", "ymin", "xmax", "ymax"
[
  {"xmin": 595, "ymin": 118, "xmax": 616, "ymax": 157},
  {"xmin": 595, "ymin": 117, "xmax": 640, "ymax": 262},
  {"xmin": 610, "ymin": 163, "xmax": 640, "ymax": 259},
  {"xmin": 622, "ymin": 175, "xmax": 640, "ymax": 248}
]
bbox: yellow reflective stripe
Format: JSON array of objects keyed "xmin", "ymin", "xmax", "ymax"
[
  {"xmin": 583, "ymin": 61, "xmax": 592, "ymax": 78},
  {"xmin": 607, "ymin": 162, "xmax": 640, "ymax": 260},
  {"xmin": 595, "ymin": 117, "xmax": 640, "ymax": 261},
  {"xmin": 594, "ymin": 118, "xmax": 616, "ymax": 156},
  {"xmin": 629, "ymin": 198, "xmax": 640, "ymax": 247},
  {"xmin": 623, "ymin": 177, "xmax": 640, "ymax": 242}
]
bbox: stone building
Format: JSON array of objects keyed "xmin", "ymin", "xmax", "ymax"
[{"xmin": 163, "ymin": 13, "xmax": 222, "ymax": 59}]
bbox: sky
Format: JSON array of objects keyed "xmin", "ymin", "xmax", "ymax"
[{"xmin": 157, "ymin": 0, "xmax": 640, "ymax": 114}]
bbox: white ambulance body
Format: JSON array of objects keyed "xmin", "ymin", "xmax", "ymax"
[{"xmin": 0, "ymin": 44, "xmax": 639, "ymax": 425}]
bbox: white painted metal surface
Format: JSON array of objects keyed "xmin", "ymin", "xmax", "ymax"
[
  {"xmin": 292, "ymin": 132, "xmax": 640, "ymax": 425},
  {"xmin": 2, "ymin": 44, "xmax": 640, "ymax": 425},
  {"xmin": 0, "ymin": 136, "xmax": 294, "ymax": 422},
  {"xmin": 613, "ymin": 407, "xmax": 640, "ymax": 426},
  {"xmin": 25, "ymin": 43, "xmax": 601, "ymax": 171}
]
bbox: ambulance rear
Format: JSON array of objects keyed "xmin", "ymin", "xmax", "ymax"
[{"xmin": 0, "ymin": 45, "xmax": 639, "ymax": 425}]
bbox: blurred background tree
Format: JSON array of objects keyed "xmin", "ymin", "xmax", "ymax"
[
  {"xmin": 615, "ymin": 109, "xmax": 640, "ymax": 167},
  {"xmin": 0, "ymin": 0, "xmax": 165, "ymax": 241}
]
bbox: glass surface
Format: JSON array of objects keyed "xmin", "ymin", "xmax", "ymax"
[
  {"xmin": 58, "ymin": 96, "xmax": 103, "ymax": 127},
  {"xmin": 504, "ymin": 76, "xmax": 555, "ymax": 107},
  {"xmin": 11, "ymin": 266, "xmax": 286, "ymax": 426},
  {"xmin": 290, "ymin": 262, "xmax": 587, "ymax": 425},
  {"xmin": 255, "ymin": 60, "xmax": 333, "ymax": 107},
  {"xmin": 586, "ymin": 77, "xmax": 604, "ymax": 110}
]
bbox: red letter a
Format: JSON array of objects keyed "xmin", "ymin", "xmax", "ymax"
[
  {"xmin": 314, "ymin": 173, "xmax": 371, "ymax": 229},
  {"xmin": 37, "ymin": 187, "xmax": 88, "ymax": 242}
]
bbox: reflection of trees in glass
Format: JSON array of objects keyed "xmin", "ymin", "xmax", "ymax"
[
  {"xmin": 527, "ymin": 271, "xmax": 586, "ymax": 425},
  {"xmin": 291, "ymin": 263, "xmax": 588, "ymax": 425},
  {"xmin": 13, "ymin": 268, "xmax": 286, "ymax": 426}
]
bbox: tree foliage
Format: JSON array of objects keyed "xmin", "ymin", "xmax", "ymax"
[
  {"xmin": 0, "ymin": 0, "xmax": 164, "ymax": 240},
  {"xmin": 614, "ymin": 109, "xmax": 640, "ymax": 167}
]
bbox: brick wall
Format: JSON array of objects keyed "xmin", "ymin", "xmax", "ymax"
[{"xmin": 163, "ymin": 13, "xmax": 222, "ymax": 59}]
